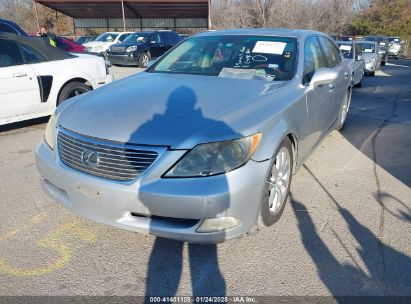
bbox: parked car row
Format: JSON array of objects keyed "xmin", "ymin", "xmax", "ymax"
[{"xmin": 0, "ymin": 27, "xmax": 113, "ymax": 125}]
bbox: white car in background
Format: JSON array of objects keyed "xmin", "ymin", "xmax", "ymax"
[
  {"xmin": 83, "ymin": 32, "xmax": 133, "ymax": 54},
  {"xmin": 336, "ymin": 41, "xmax": 365, "ymax": 87},
  {"xmin": 0, "ymin": 33, "xmax": 113, "ymax": 125}
]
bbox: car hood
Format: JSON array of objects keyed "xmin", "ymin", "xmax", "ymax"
[{"xmin": 58, "ymin": 72, "xmax": 289, "ymax": 149}]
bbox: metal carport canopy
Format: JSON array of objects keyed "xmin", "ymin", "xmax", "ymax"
[{"xmin": 35, "ymin": 0, "xmax": 209, "ymax": 18}]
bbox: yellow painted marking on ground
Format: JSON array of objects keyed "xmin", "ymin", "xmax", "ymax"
[
  {"xmin": 0, "ymin": 212, "xmax": 48, "ymax": 241},
  {"xmin": 0, "ymin": 215, "xmax": 97, "ymax": 277}
]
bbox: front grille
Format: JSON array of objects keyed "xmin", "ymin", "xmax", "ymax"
[{"xmin": 57, "ymin": 129, "xmax": 158, "ymax": 181}]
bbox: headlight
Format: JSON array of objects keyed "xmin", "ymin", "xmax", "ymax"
[
  {"xmin": 165, "ymin": 133, "xmax": 262, "ymax": 177},
  {"xmin": 44, "ymin": 113, "xmax": 57, "ymax": 150},
  {"xmin": 126, "ymin": 46, "xmax": 138, "ymax": 53}
]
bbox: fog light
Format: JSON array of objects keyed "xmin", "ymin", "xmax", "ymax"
[{"xmin": 196, "ymin": 217, "xmax": 240, "ymax": 233}]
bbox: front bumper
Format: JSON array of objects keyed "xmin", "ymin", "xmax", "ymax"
[
  {"xmin": 107, "ymin": 53, "xmax": 139, "ymax": 66},
  {"xmin": 35, "ymin": 139, "xmax": 270, "ymax": 243}
]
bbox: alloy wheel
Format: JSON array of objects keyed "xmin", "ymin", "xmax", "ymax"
[{"xmin": 267, "ymin": 147, "xmax": 291, "ymax": 214}]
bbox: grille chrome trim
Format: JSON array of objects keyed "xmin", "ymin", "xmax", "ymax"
[{"xmin": 57, "ymin": 128, "xmax": 159, "ymax": 181}]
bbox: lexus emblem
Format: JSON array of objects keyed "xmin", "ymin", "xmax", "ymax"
[{"xmin": 81, "ymin": 150, "xmax": 99, "ymax": 168}]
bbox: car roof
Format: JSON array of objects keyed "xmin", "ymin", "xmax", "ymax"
[
  {"xmin": 0, "ymin": 18, "xmax": 27, "ymax": 36},
  {"xmin": 0, "ymin": 32, "xmax": 72, "ymax": 60},
  {"xmin": 196, "ymin": 28, "xmax": 325, "ymax": 39}
]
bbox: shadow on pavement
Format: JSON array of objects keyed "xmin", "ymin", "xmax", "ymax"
[
  {"xmin": 341, "ymin": 61, "xmax": 411, "ymax": 188},
  {"xmin": 291, "ymin": 166, "xmax": 411, "ymax": 300}
]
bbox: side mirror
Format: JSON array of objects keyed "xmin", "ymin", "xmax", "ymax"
[{"xmin": 310, "ymin": 67, "xmax": 339, "ymax": 87}]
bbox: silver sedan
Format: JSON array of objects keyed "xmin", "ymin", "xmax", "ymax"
[{"xmin": 36, "ymin": 29, "xmax": 351, "ymax": 243}]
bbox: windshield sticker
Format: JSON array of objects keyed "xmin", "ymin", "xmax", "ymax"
[
  {"xmin": 252, "ymin": 41, "xmax": 287, "ymax": 55},
  {"xmin": 339, "ymin": 45, "xmax": 352, "ymax": 51},
  {"xmin": 252, "ymin": 55, "xmax": 268, "ymax": 62},
  {"xmin": 235, "ymin": 46, "xmax": 252, "ymax": 67},
  {"xmin": 379, "ymin": 42, "xmax": 386, "ymax": 46},
  {"xmin": 364, "ymin": 48, "xmax": 373, "ymax": 53},
  {"xmin": 136, "ymin": 37, "xmax": 145, "ymax": 42},
  {"xmin": 268, "ymin": 63, "xmax": 279, "ymax": 69}
]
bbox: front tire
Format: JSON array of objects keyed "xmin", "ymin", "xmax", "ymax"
[
  {"xmin": 58, "ymin": 81, "xmax": 91, "ymax": 105},
  {"xmin": 138, "ymin": 52, "xmax": 150, "ymax": 68},
  {"xmin": 258, "ymin": 138, "xmax": 293, "ymax": 227}
]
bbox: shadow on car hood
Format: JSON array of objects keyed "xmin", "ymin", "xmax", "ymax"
[{"xmin": 59, "ymin": 72, "xmax": 287, "ymax": 148}]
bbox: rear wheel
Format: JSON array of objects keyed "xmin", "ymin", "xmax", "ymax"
[
  {"xmin": 138, "ymin": 52, "xmax": 150, "ymax": 68},
  {"xmin": 58, "ymin": 81, "xmax": 91, "ymax": 105},
  {"xmin": 258, "ymin": 138, "xmax": 293, "ymax": 227},
  {"xmin": 336, "ymin": 88, "xmax": 352, "ymax": 131}
]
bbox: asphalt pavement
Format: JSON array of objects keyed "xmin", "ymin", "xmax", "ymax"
[{"xmin": 0, "ymin": 61, "xmax": 410, "ymax": 298}]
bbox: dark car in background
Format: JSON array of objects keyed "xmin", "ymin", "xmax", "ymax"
[
  {"xmin": 0, "ymin": 18, "xmax": 27, "ymax": 36},
  {"xmin": 107, "ymin": 30, "xmax": 181, "ymax": 68},
  {"xmin": 75, "ymin": 35, "xmax": 97, "ymax": 45},
  {"xmin": 363, "ymin": 35, "xmax": 389, "ymax": 65}
]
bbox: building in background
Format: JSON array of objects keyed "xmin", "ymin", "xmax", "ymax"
[{"xmin": 35, "ymin": 0, "xmax": 210, "ymax": 34}]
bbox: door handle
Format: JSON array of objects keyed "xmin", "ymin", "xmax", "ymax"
[
  {"xmin": 328, "ymin": 83, "xmax": 335, "ymax": 91},
  {"xmin": 13, "ymin": 73, "xmax": 27, "ymax": 78}
]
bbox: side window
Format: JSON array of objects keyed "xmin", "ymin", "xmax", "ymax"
[
  {"xmin": 118, "ymin": 33, "xmax": 130, "ymax": 42},
  {"xmin": 318, "ymin": 36, "xmax": 341, "ymax": 67},
  {"xmin": 151, "ymin": 33, "xmax": 161, "ymax": 43},
  {"xmin": 21, "ymin": 44, "xmax": 46, "ymax": 64},
  {"xmin": 0, "ymin": 40, "xmax": 24, "ymax": 67},
  {"xmin": 0, "ymin": 23, "xmax": 17, "ymax": 34},
  {"xmin": 303, "ymin": 37, "xmax": 327, "ymax": 85}
]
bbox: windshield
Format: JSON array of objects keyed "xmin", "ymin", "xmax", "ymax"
[
  {"xmin": 359, "ymin": 43, "xmax": 376, "ymax": 53},
  {"xmin": 151, "ymin": 35, "xmax": 297, "ymax": 81},
  {"xmin": 123, "ymin": 32, "xmax": 151, "ymax": 43},
  {"xmin": 95, "ymin": 33, "xmax": 118, "ymax": 42},
  {"xmin": 337, "ymin": 43, "xmax": 353, "ymax": 58},
  {"xmin": 388, "ymin": 37, "xmax": 400, "ymax": 43}
]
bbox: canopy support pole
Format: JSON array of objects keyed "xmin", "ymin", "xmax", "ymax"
[{"xmin": 121, "ymin": 0, "xmax": 126, "ymax": 31}]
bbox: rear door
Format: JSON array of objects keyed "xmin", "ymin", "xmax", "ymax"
[
  {"xmin": 0, "ymin": 39, "xmax": 41, "ymax": 119},
  {"xmin": 318, "ymin": 36, "xmax": 347, "ymax": 128},
  {"xmin": 148, "ymin": 33, "xmax": 164, "ymax": 58}
]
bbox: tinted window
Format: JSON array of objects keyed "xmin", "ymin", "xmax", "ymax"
[
  {"xmin": 21, "ymin": 44, "xmax": 46, "ymax": 63},
  {"xmin": 152, "ymin": 35, "xmax": 297, "ymax": 81},
  {"xmin": 118, "ymin": 33, "xmax": 131, "ymax": 42},
  {"xmin": 151, "ymin": 33, "xmax": 161, "ymax": 43},
  {"xmin": 0, "ymin": 22, "xmax": 17, "ymax": 34},
  {"xmin": 0, "ymin": 40, "xmax": 24, "ymax": 67},
  {"xmin": 303, "ymin": 36, "xmax": 327, "ymax": 84},
  {"xmin": 318, "ymin": 37, "xmax": 341, "ymax": 67}
]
